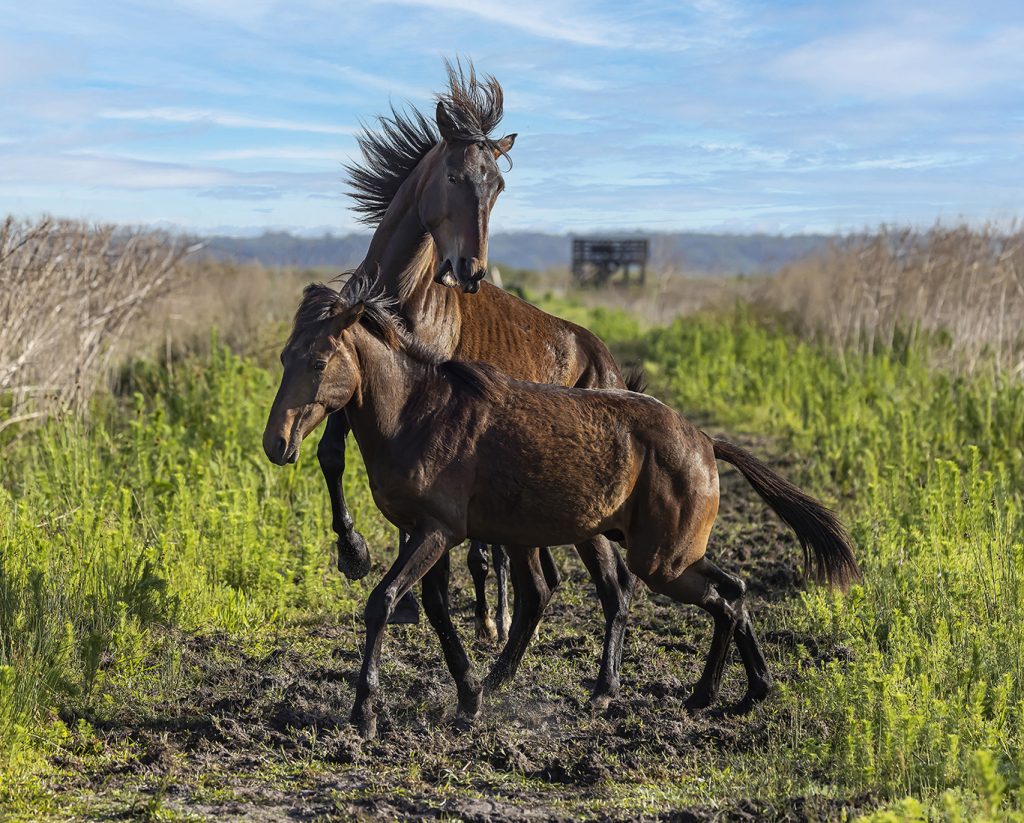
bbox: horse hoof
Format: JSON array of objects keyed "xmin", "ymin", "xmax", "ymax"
[
  {"xmin": 684, "ymin": 690, "xmax": 714, "ymax": 714},
  {"xmin": 731, "ymin": 680, "xmax": 772, "ymax": 714},
  {"xmin": 453, "ymin": 713, "xmax": 476, "ymax": 734},
  {"xmin": 588, "ymin": 680, "xmax": 619, "ymax": 714},
  {"xmin": 352, "ymin": 711, "xmax": 377, "ymax": 741},
  {"xmin": 454, "ymin": 704, "xmax": 481, "ymax": 734},
  {"xmin": 475, "ymin": 617, "xmax": 498, "ymax": 644},
  {"xmin": 482, "ymin": 671, "xmax": 503, "ymax": 695},
  {"xmin": 388, "ymin": 590, "xmax": 421, "ymax": 625},
  {"xmin": 337, "ymin": 530, "xmax": 372, "ymax": 580}
]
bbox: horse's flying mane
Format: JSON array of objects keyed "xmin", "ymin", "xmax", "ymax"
[{"xmin": 345, "ymin": 58, "xmax": 505, "ymax": 225}]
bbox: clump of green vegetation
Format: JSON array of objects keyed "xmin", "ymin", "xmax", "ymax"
[
  {"xmin": 642, "ymin": 308, "xmax": 1024, "ymax": 818},
  {"xmin": 0, "ymin": 342, "xmax": 391, "ymax": 781}
]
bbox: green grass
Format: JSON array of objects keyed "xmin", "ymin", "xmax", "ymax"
[
  {"xmin": 642, "ymin": 307, "xmax": 1024, "ymax": 819},
  {"xmin": 0, "ymin": 339, "xmax": 390, "ymax": 792},
  {"xmin": 1, "ymin": 305, "xmax": 1023, "ymax": 820}
]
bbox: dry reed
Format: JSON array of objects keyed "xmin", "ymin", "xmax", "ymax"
[
  {"xmin": 0, "ymin": 218, "xmax": 191, "ymax": 428},
  {"xmin": 0, "ymin": 217, "xmax": 335, "ymax": 436},
  {"xmin": 766, "ymin": 224, "xmax": 1024, "ymax": 374}
]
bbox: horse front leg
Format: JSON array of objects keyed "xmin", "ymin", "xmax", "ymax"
[
  {"xmin": 317, "ymin": 412, "xmax": 371, "ymax": 579},
  {"xmin": 351, "ymin": 524, "xmax": 455, "ymax": 739},
  {"xmin": 575, "ymin": 535, "xmax": 636, "ymax": 709},
  {"xmin": 421, "ymin": 551, "xmax": 481, "ymax": 726}
]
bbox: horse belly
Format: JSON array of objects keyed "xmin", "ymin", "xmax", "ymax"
[{"xmin": 466, "ymin": 427, "xmax": 635, "ymax": 545}]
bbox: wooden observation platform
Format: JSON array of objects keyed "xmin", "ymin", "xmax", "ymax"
[{"xmin": 571, "ymin": 237, "xmax": 649, "ymax": 287}]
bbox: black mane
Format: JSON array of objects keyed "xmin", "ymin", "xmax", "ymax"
[
  {"xmin": 288, "ymin": 267, "xmax": 506, "ymax": 402},
  {"xmin": 345, "ymin": 58, "xmax": 505, "ymax": 225}
]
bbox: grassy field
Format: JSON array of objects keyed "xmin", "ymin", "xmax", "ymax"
[{"xmin": 2, "ymin": 284, "xmax": 1022, "ymax": 820}]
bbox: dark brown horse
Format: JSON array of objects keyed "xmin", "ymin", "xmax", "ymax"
[
  {"xmin": 308, "ymin": 60, "xmax": 634, "ymax": 698},
  {"xmin": 263, "ymin": 274, "xmax": 861, "ymax": 739}
]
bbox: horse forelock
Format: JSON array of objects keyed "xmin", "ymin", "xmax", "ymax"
[{"xmin": 435, "ymin": 57, "xmax": 504, "ymax": 144}]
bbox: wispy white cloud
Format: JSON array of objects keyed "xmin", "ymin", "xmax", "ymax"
[
  {"xmin": 775, "ymin": 25, "xmax": 1024, "ymax": 100},
  {"xmin": 366, "ymin": 0, "xmax": 707, "ymax": 50},
  {"xmin": 203, "ymin": 147, "xmax": 345, "ymax": 162},
  {"xmin": 99, "ymin": 107, "xmax": 356, "ymax": 135},
  {"xmin": 0, "ymin": 150, "xmax": 341, "ymax": 193},
  {"xmin": 313, "ymin": 61, "xmax": 430, "ymax": 101},
  {"xmin": 0, "ymin": 37, "xmax": 83, "ymax": 87},
  {"xmin": 168, "ymin": 0, "xmax": 279, "ymax": 26}
]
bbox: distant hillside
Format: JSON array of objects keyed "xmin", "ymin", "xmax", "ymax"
[
  {"xmin": 200, "ymin": 230, "xmax": 834, "ymax": 275},
  {"xmin": 201, "ymin": 232, "xmax": 369, "ymax": 270}
]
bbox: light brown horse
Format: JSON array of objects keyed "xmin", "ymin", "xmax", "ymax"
[
  {"xmin": 263, "ymin": 273, "xmax": 861, "ymax": 739},
  {"xmin": 309, "ymin": 60, "xmax": 634, "ymax": 698}
]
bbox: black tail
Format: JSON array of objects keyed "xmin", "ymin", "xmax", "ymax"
[
  {"xmin": 623, "ymin": 366, "xmax": 648, "ymax": 394},
  {"xmin": 711, "ymin": 438, "xmax": 860, "ymax": 591}
]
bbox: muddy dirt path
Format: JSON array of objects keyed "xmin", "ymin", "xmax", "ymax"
[{"xmin": 49, "ymin": 434, "xmax": 859, "ymax": 821}]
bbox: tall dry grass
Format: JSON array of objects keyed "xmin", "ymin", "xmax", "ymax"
[
  {"xmin": 0, "ymin": 217, "xmax": 319, "ymax": 435},
  {"xmin": 766, "ymin": 224, "xmax": 1024, "ymax": 374},
  {"xmin": 0, "ymin": 218, "xmax": 189, "ymax": 427}
]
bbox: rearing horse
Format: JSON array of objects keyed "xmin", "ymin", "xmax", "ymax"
[{"xmin": 299, "ymin": 60, "xmax": 634, "ymax": 702}]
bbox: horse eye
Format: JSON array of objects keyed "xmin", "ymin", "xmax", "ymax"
[
  {"xmin": 312, "ymin": 359, "xmax": 327, "ymax": 372},
  {"xmin": 447, "ymin": 174, "xmax": 457, "ymax": 184}
]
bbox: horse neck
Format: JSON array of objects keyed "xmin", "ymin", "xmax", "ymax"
[
  {"xmin": 359, "ymin": 151, "xmax": 463, "ymax": 354},
  {"xmin": 362, "ymin": 150, "xmax": 440, "ymax": 306},
  {"xmin": 344, "ymin": 326, "xmax": 435, "ymax": 448}
]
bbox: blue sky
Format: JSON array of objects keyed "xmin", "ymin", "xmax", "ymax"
[{"xmin": 1, "ymin": 0, "xmax": 1021, "ymax": 235}]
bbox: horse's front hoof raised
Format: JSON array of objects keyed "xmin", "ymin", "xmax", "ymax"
[{"xmin": 337, "ymin": 530, "xmax": 372, "ymax": 580}]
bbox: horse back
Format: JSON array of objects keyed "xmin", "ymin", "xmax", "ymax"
[{"xmin": 453, "ymin": 282, "xmax": 623, "ymax": 390}]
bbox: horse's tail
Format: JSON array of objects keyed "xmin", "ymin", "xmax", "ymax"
[
  {"xmin": 623, "ymin": 366, "xmax": 648, "ymax": 394},
  {"xmin": 710, "ymin": 437, "xmax": 860, "ymax": 591}
]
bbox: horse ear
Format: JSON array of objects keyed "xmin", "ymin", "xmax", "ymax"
[
  {"xmin": 435, "ymin": 101, "xmax": 457, "ymax": 140},
  {"xmin": 326, "ymin": 303, "xmax": 364, "ymax": 347},
  {"xmin": 493, "ymin": 133, "xmax": 516, "ymax": 158}
]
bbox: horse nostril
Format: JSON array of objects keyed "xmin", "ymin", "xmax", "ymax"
[{"xmin": 276, "ymin": 437, "xmax": 287, "ymax": 459}]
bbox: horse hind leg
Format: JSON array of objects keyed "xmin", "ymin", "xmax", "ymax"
[
  {"xmin": 575, "ymin": 535, "xmax": 634, "ymax": 708},
  {"xmin": 420, "ymin": 551, "xmax": 482, "ymax": 727},
  {"xmin": 701, "ymin": 559, "xmax": 772, "ymax": 712},
  {"xmin": 491, "ymin": 545, "xmax": 512, "ymax": 644},
  {"xmin": 468, "ymin": 540, "xmax": 498, "ymax": 643},
  {"xmin": 644, "ymin": 557, "xmax": 743, "ymax": 712},
  {"xmin": 389, "ymin": 530, "xmax": 421, "ymax": 625},
  {"xmin": 484, "ymin": 547, "xmax": 555, "ymax": 694}
]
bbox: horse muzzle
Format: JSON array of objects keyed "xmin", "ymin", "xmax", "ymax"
[
  {"xmin": 435, "ymin": 257, "xmax": 486, "ymax": 293},
  {"xmin": 264, "ymin": 434, "xmax": 299, "ymax": 465}
]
